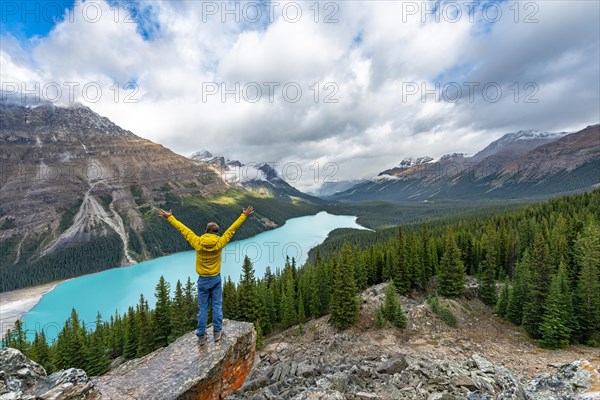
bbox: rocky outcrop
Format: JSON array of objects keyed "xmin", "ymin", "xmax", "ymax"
[
  {"xmin": 93, "ymin": 320, "xmax": 256, "ymax": 399},
  {"xmin": 1, "ymin": 320, "xmax": 256, "ymax": 400},
  {"xmin": 0, "ymin": 347, "xmax": 100, "ymax": 399},
  {"xmin": 227, "ymin": 339, "xmax": 600, "ymax": 400}
]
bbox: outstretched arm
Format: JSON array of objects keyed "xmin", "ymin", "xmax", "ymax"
[
  {"xmin": 214, "ymin": 206, "xmax": 254, "ymax": 251},
  {"xmin": 158, "ymin": 208, "xmax": 202, "ymax": 250}
]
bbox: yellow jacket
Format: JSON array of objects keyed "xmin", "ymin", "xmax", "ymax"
[{"xmin": 167, "ymin": 213, "xmax": 247, "ymax": 276}]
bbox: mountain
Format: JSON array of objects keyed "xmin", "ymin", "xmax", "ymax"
[
  {"xmin": 0, "ymin": 103, "xmax": 321, "ymax": 291},
  {"xmin": 189, "ymin": 150, "xmax": 324, "ymax": 203},
  {"xmin": 310, "ymin": 180, "xmax": 369, "ymax": 198},
  {"xmin": 331, "ymin": 125, "xmax": 599, "ymax": 202}
]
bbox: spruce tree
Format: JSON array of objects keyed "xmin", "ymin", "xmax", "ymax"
[
  {"xmin": 539, "ymin": 263, "xmax": 573, "ymax": 349},
  {"xmin": 30, "ymin": 330, "xmax": 52, "ymax": 373},
  {"xmin": 479, "ymin": 235, "xmax": 498, "ymax": 306},
  {"xmin": 123, "ymin": 307, "xmax": 138, "ymax": 359},
  {"xmin": 330, "ymin": 243, "xmax": 359, "ymax": 329},
  {"xmin": 183, "ymin": 278, "xmax": 198, "ymax": 331},
  {"xmin": 506, "ymin": 250, "xmax": 531, "ymax": 325},
  {"xmin": 6, "ymin": 319, "xmax": 29, "ymax": 354},
  {"xmin": 53, "ymin": 323, "xmax": 71, "ymax": 370},
  {"xmin": 67, "ymin": 309, "xmax": 86, "ymax": 369},
  {"xmin": 496, "ymin": 278, "xmax": 510, "ymax": 318},
  {"xmin": 383, "ymin": 281, "xmax": 398, "ymax": 322},
  {"xmin": 238, "ymin": 256, "xmax": 259, "ymax": 323},
  {"xmin": 438, "ymin": 228, "xmax": 466, "ymax": 298},
  {"xmin": 153, "ymin": 276, "xmax": 171, "ymax": 348},
  {"xmin": 574, "ymin": 222, "xmax": 600, "ymax": 342},
  {"xmin": 85, "ymin": 329, "xmax": 110, "ymax": 376},
  {"xmin": 308, "ymin": 268, "xmax": 322, "ymax": 319},
  {"xmin": 297, "ymin": 288, "xmax": 306, "ymax": 323},
  {"xmin": 375, "ymin": 306, "xmax": 385, "ymax": 328},
  {"xmin": 281, "ymin": 271, "xmax": 297, "ymax": 328},
  {"xmin": 522, "ymin": 234, "xmax": 553, "ymax": 339},
  {"xmin": 223, "ymin": 276, "xmax": 239, "ymax": 320},
  {"xmin": 169, "ymin": 280, "xmax": 187, "ymax": 342},
  {"xmin": 136, "ymin": 296, "xmax": 153, "ymax": 357},
  {"xmin": 392, "ymin": 229, "xmax": 409, "ymax": 294}
]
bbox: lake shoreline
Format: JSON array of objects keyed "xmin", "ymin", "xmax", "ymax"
[{"xmin": 0, "ymin": 280, "xmax": 67, "ymax": 340}]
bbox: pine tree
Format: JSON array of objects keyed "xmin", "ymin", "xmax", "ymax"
[
  {"xmin": 66, "ymin": 308, "xmax": 86, "ymax": 369},
  {"xmin": 506, "ymin": 250, "xmax": 531, "ymax": 325},
  {"xmin": 30, "ymin": 330, "xmax": 52, "ymax": 373},
  {"xmin": 522, "ymin": 234, "xmax": 553, "ymax": 339},
  {"xmin": 223, "ymin": 276, "xmax": 239, "ymax": 320},
  {"xmin": 85, "ymin": 324, "xmax": 110, "ymax": 376},
  {"xmin": 496, "ymin": 278, "xmax": 510, "ymax": 318},
  {"xmin": 438, "ymin": 228, "xmax": 466, "ymax": 298},
  {"xmin": 256, "ymin": 281, "xmax": 272, "ymax": 334},
  {"xmin": 392, "ymin": 229, "xmax": 409, "ymax": 294},
  {"xmin": 308, "ymin": 267, "xmax": 322, "ymax": 319},
  {"xmin": 255, "ymin": 322, "xmax": 265, "ymax": 350},
  {"xmin": 394, "ymin": 304, "xmax": 408, "ymax": 329},
  {"xmin": 354, "ymin": 247, "xmax": 368, "ymax": 291},
  {"xmin": 123, "ymin": 307, "xmax": 138, "ymax": 359},
  {"xmin": 281, "ymin": 270, "xmax": 297, "ymax": 328},
  {"xmin": 573, "ymin": 222, "xmax": 600, "ymax": 342},
  {"xmin": 53, "ymin": 322, "xmax": 71, "ymax": 370},
  {"xmin": 136, "ymin": 295, "xmax": 153, "ymax": 357},
  {"xmin": 381, "ymin": 281, "xmax": 407, "ymax": 328},
  {"xmin": 375, "ymin": 306, "xmax": 385, "ymax": 328},
  {"xmin": 421, "ymin": 224, "xmax": 435, "ymax": 287},
  {"xmin": 152, "ymin": 276, "xmax": 172, "ymax": 348},
  {"xmin": 539, "ymin": 263, "xmax": 574, "ymax": 349},
  {"xmin": 107, "ymin": 310, "xmax": 125, "ymax": 358},
  {"xmin": 170, "ymin": 280, "xmax": 187, "ymax": 342},
  {"xmin": 183, "ymin": 277, "xmax": 198, "ymax": 331},
  {"xmin": 383, "ymin": 281, "xmax": 398, "ymax": 322},
  {"xmin": 6, "ymin": 319, "xmax": 29, "ymax": 354},
  {"xmin": 330, "ymin": 243, "xmax": 359, "ymax": 329},
  {"xmin": 238, "ymin": 256, "xmax": 259, "ymax": 323},
  {"xmin": 297, "ymin": 288, "xmax": 306, "ymax": 323},
  {"xmin": 479, "ymin": 234, "xmax": 498, "ymax": 306}
]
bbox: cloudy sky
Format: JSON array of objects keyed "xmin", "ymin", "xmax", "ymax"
[{"xmin": 1, "ymin": 0, "xmax": 599, "ymax": 191}]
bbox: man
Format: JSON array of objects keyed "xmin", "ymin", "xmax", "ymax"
[{"xmin": 158, "ymin": 205, "xmax": 254, "ymax": 345}]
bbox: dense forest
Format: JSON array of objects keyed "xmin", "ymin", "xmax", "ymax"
[{"xmin": 3, "ymin": 189, "xmax": 599, "ymax": 374}]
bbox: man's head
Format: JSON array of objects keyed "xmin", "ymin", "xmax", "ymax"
[{"xmin": 205, "ymin": 222, "xmax": 219, "ymax": 234}]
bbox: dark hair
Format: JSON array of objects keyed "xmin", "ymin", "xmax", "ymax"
[{"xmin": 205, "ymin": 222, "xmax": 219, "ymax": 233}]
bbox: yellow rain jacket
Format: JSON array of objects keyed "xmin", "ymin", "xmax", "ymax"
[{"xmin": 167, "ymin": 213, "xmax": 247, "ymax": 276}]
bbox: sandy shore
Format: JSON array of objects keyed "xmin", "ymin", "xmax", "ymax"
[{"xmin": 0, "ymin": 280, "xmax": 65, "ymax": 341}]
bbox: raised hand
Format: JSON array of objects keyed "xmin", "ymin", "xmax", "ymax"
[
  {"xmin": 158, "ymin": 208, "xmax": 173, "ymax": 219},
  {"xmin": 243, "ymin": 205, "xmax": 254, "ymax": 217}
]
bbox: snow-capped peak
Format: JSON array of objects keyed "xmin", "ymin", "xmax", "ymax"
[
  {"xmin": 398, "ymin": 156, "xmax": 434, "ymax": 168},
  {"xmin": 511, "ymin": 130, "xmax": 568, "ymax": 141}
]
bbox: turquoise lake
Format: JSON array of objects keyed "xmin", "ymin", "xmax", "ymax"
[{"xmin": 22, "ymin": 212, "xmax": 366, "ymax": 341}]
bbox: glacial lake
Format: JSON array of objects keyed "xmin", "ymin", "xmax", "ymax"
[{"xmin": 22, "ymin": 212, "xmax": 366, "ymax": 341}]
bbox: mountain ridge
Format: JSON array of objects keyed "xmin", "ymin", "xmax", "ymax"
[{"xmin": 329, "ymin": 124, "xmax": 599, "ymax": 201}]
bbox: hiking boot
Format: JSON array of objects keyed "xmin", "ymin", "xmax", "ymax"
[
  {"xmin": 197, "ymin": 333, "xmax": 207, "ymax": 346},
  {"xmin": 214, "ymin": 331, "xmax": 222, "ymax": 342}
]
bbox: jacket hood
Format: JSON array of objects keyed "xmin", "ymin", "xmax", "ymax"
[{"xmin": 199, "ymin": 234, "xmax": 220, "ymax": 251}]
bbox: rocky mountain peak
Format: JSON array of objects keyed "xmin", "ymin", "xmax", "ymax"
[
  {"xmin": 0, "ymin": 102, "xmax": 136, "ymax": 140},
  {"xmin": 190, "ymin": 150, "xmax": 214, "ymax": 161},
  {"xmin": 398, "ymin": 156, "xmax": 434, "ymax": 168}
]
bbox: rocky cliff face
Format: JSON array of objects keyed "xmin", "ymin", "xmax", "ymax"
[
  {"xmin": 0, "ymin": 102, "xmax": 227, "ymax": 265},
  {"xmin": 0, "ymin": 320, "xmax": 256, "ymax": 400}
]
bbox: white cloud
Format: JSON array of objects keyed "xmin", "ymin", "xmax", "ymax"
[{"xmin": 1, "ymin": 0, "xmax": 598, "ymax": 191}]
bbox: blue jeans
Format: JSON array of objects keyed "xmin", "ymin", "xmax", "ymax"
[{"xmin": 196, "ymin": 274, "xmax": 222, "ymax": 336}]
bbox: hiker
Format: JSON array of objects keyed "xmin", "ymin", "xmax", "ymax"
[{"xmin": 158, "ymin": 205, "xmax": 254, "ymax": 345}]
